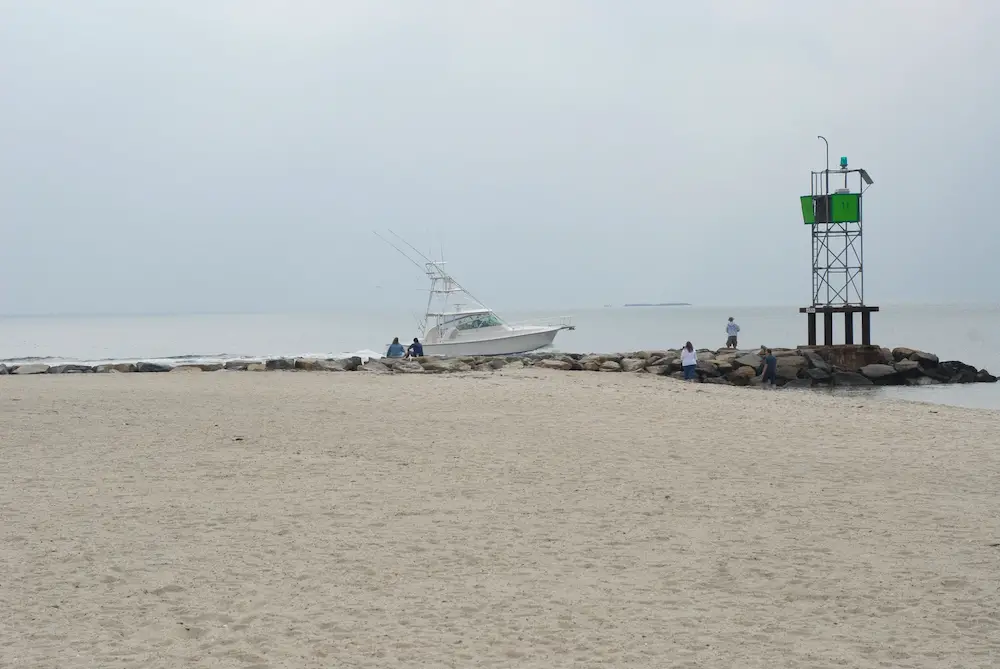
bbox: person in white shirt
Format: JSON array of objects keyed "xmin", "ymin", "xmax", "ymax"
[
  {"xmin": 725, "ymin": 317, "xmax": 740, "ymax": 349},
  {"xmin": 680, "ymin": 341, "xmax": 698, "ymax": 380}
]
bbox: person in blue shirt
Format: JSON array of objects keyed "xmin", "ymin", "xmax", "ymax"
[
  {"xmin": 386, "ymin": 337, "xmax": 406, "ymax": 358},
  {"xmin": 407, "ymin": 338, "xmax": 424, "ymax": 358},
  {"xmin": 760, "ymin": 348, "xmax": 778, "ymax": 386}
]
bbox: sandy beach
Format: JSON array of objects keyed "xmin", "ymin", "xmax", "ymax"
[{"xmin": 1, "ymin": 369, "xmax": 998, "ymax": 668}]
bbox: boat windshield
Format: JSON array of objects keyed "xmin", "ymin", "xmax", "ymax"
[{"xmin": 452, "ymin": 313, "xmax": 502, "ymax": 330}]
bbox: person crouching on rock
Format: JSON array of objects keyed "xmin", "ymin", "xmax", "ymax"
[
  {"xmin": 681, "ymin": 341, "xmax": 698, "ymax": 381},
  {"xmin": 406, "ymin": 337, "xmax": 423, "ymax": 358},
  {"xmin": 759, "ymin": 348, "xmax": 778, "ymax": 386},
  {"xmin": 386, "ymin": 337, "xmax": 406, "ymax": 359}
]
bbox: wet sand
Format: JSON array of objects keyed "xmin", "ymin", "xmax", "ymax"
[{"xmin": 1, "ymin": 369, "xmax": 998, "ymax": 668}]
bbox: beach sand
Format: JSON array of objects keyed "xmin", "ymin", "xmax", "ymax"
[{"xmin": 1, "ymin": 369, "xmax": 998, "ymax": 668}]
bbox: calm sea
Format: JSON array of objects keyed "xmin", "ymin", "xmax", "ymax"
[{"xmin": 2, "ymin": 304, "xmax": 998, "ymax": 410}]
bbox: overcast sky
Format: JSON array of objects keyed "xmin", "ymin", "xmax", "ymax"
[{"xmin": 1, "ymin": 0, "xmax": 997, "ymax": 315}]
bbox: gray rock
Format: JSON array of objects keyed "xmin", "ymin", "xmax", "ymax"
[
  {"xmin": 859, "ymin": 363, "xmax": 901, "ymax": 385},
  {"xmin": 391, "ymin": 359, "xmax": 425, "ymax": 374},
  {"xmin": 801, "ymin": 350, "xmax": 831, "ymax": 372},
  {"xmin": 775, "ymin": 356, "xmax": 808, "ymax": 381},
  {"xmin": 489, "ymin": 359, "xmax": 506, "ymax": 370},
  {"xmin": 892, "ymin": 359, "xmax": 921, "ymax": 377},
  {"xmin": 600, "ymin": 360, "xmax": 622, "ymax": 372},
  {"xmin": 94, "ymin": 362, "xmax": 136, "ymax": 373},
  {"xmin": 13, "ymin": 363, "xmax": 50, "ymax": 375},
  {"xmin": 135, "ymin": 362, "xmax": 172, "ymax": 373},
  {"xmin": 48, "ymin": 364, "xmax": 94, "ymax": 374},
  {"xmin": 171, "ymin": 365, "xmax": 203, "ymax": 373},
  {"xmin": 295, "ymin": 358, "xmax": 349, "ymax": 372},
  {"xmin": 891, "ymin": 347, "xmax": 917, "ymax": 362},
  {"xmin": 537, "ymin": 359, "xmax": 574, "ymax": 371},
  {"xmin": 247, "ymin": 362, "xmax": 267, "ymax": 371},
  {"xmin": 782, "ymin": 378, "xmax": 814, "ymax": 389},
  {"xmin": 805, "ymin": 367, "xmax": 831, "ymax": 382},
  {"xmin": 620, "ymin": 358, "xmax": 646, "ymax": 372},
  {"xmin": 646, "ymin": 364, "xmax": 670, "ymax": 376},
  {"xmin": 0, "ymin": 363, "xmax": 8, "ymax": 375},
  {"xmin": 421, "ymin": 358, "xmax": 472, "ymax": 373},
  {"xmin": 976, "ymin": 369, "xmax": 997, "ymax": 383},
  {"xmin": 713, "ymin": 360, "xmax": 734, "ymax": 375},
  {"xmin": 359, "ymin": 359, "xmax": 391, "ymax": 373},
  {"xmin": 581, "ymin": 361, "xmax": 601, "ymax": 371},
  {"xmin": 696, "ymin": 360, "xmax": 721, "ymax": 377},
  {"xmin": 223, "ymin": 360, "xmax": 255, "ymax": 371},
  {"xmin": 831, "ymin": 371, "xmax": 873, "ymax": 386},
  {"xmin": 728, "ymin": 366, "xmax": 757, "ymax": 386},
  {"xmin": 696, "ymin": 350, "xmax": 716, "ymax": 362},
  {"xmin": 173, "ymin": 363, "xmax": 223, "ymax": 372},
  {"xmin": 909, "ymin": 350, "xmax": 939, "ymax": 367},
  {"xmin": 265, "ymin": 358, "xmax": 295, "ymax": 371},
  {"xmin": 733, "ymin": 354, "xmax": 762, "ymax": 369}
]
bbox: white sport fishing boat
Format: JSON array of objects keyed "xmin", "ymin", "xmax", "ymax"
[{"xmin": 377, "ymin": 232, "xmax": 575, "ymax": 357}]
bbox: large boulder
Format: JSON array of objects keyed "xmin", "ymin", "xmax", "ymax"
[
  {"xmin": 775, "ymin": 356, "xmax": 808, "ymax": 381},
  {"xmin": 265, "ymin": 358, "xmax": 295, "ymax": 371},
  {"xmin": 171, "ymin": 365, "xmax": 202, "ymax": 373},
  {"xmin": 909, "ymin": 350, "xmax": 939, "ymax": 367},
  {"xmin": 892, "ymin": 359, "xmax": 921, "ymax": 378},
  {"xmin": 488, "ymin": 358, "xmax": 506, "ymax": 370},
  {"xmin": 696, "ymin": 350, "xmax": 716, "ymax": 362},
  {"xmin": 359, "ymin": 359, "xmax": 391, "ymax": 373},
  {"xmin": 247, "ymin": 362, "xmax": 267, "ymax": 371},
  {"xmin": 295, "ymin": 358, "xmax": 349, "ymax": 372},
  {"xmin": 13, "ymin": 363, "xmax": 49, "ymax": 375},
  {"xmin": 728, "ymin": 366, "xmax": 757, "ymax": 386},
  {"xmin": 537, "ymin": 358, "xmax": 574, "ymax": 371},
  {"xmin": 976, "ymin": 369, "xmax": 998, "ymax": 383},
  {"xmin": 223, "ymin": 360, "xmax": 255, "ymax": 371},
  {"xmin": 859, "ymin": 363, "xmax": 901, "ymax": 385},
  {"xmin": 173, "ymin": 363, "xmax": 223, "ymax": 372},
  {"xmin": 0, "ymin": 364, "xmax": 8, "ymax": 375},
  {"xmin": 646, "ymin": 364, "xmax": 670, "ymax": 376},
  {"xmin": 135, "ymin": 362, "xmax": 172, "ymax": 373},
  {"xmin": 891, "ymin": 347, "xmax": 917, "ymax": 362},
  {"xmin": 600, "ymin": 360, "xmax": 622, "ymax": 372},
  {"xmin": 620, "ymin": 358, "xmax": 646, "ymax": 372},
  {"xmin": 421, "ymin": 358, "xmax": 472, "ymax": 373},
  {"xmin": 939, "ymin": 361, "xmax": 978, "ymax": 384},
  {"xmin": 582, "ymin": 360, "xmax": 601, "ymax": 371},
  {"xmin": 831, "ymin": 371, "xmax": 873, "ymax": 387},
  {"xmin": 733, "ymin": 354, "xmax": 762, "ymax": 369},
  {"xmin": 93, "ymin": 362, "xmax": 135, "ymax": 373},
  {"xmin": 391, "ymin": 359, "xmax": 425, "ymax": 374},
  {"xmin": 805, "ymin": 367, "xmax": 831, "ymax": 383},
  {"xmin": 696, "ymin": 360, "xmax": 721, "ymax": 378},
  {"xmin": 801, "ymin": 350, "xmax": 831, "ymax": 372},
  {"xmin": 48, "ymin": 364, "xmax": 94, "ymax": 374}
]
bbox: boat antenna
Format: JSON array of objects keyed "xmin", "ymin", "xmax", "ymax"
[
  {"xmin": 372, "ymin": 231, "xmax": 425, "ymax": 275},
  {"xmin": 387, "ymin": 230, "xmax": 492, "ymax": 312}
]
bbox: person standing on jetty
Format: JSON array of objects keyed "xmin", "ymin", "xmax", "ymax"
[
  {"xmin": 386, "ymin": 337, "xmax": 406, "ymax": 358},
  {"xmin": 681, "ymin": 341, "xmax": 698, "ymax": 380},
  {"xmin": 725, "ymin": 317, "xmax": 740, "ymax": 349},
  {"xmin": 760, "ymin": 348, "xmax": 778, "ymax": 386}
]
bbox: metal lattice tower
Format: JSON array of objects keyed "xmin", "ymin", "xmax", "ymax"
[{"xmin": 798, "ymin": 137, "xmax": 878, "ymax": 346}]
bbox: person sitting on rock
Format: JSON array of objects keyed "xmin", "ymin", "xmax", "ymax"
[
  {"xmin": 386, "ymin": 337, "xmax": 406, "ymax": 358},
  {"xmin": 406, "ymin": 338, "xmax": 424, "ymax": 358},
  {"xmin": 760, "ymin": 348, "xmax": 778, "ymax": 386}
]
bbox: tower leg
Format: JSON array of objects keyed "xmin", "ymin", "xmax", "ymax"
[
  {"xmin": 807, "ymin": 312, "xmax": 817, "ymax": 346},
  {"xmin": 823, "ymin": 312, "xmax": 834, "ymax": 346},
  {"xmin": 844, "ymin": 311, "xmax": 854, "ymax": 345},
  {"xmin": 861, "ymin": 310, "xmax": 872, "ymax": 346}
]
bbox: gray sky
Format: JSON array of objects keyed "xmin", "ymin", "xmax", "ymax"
[{"xmin": 2, "ymin": 0, "xmax": 998, "ymax": 315}]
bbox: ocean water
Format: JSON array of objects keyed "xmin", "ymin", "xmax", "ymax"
[{"xmin": 1, "ymin": 304, "xmax": 998, "ymax": 410}]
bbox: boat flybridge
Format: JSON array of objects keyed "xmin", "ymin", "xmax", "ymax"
[{"xmin": 377, "ymin": 232, "xmax": 575, "ymax": 357}]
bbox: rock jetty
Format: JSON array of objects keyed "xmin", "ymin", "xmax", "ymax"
[{"xmin": 0, "ymin": 345, "xmax": 995, "ymax": 388}]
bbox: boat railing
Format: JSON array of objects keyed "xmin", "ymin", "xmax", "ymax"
[{"xmin": 505, "ymin": 315, "xmax": 575, "ymax": 329}]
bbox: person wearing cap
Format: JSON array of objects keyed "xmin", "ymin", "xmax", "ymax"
[{"xmin": 725, "ymin": 317, "xmax": 741, "ymax": 349}]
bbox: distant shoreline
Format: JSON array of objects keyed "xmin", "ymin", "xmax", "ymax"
[{"xmin": 621, "ymin": 303, "xmax": 692, "ymax": 308}]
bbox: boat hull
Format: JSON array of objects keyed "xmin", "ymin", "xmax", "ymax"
[{"xmin": 422, "ymin": 327, "xmax": 565, "ymax": 357}]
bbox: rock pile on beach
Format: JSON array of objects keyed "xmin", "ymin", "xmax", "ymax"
[{"xmin": 1, "ymin": 345, "xmax": 996, "ymax": 388}]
